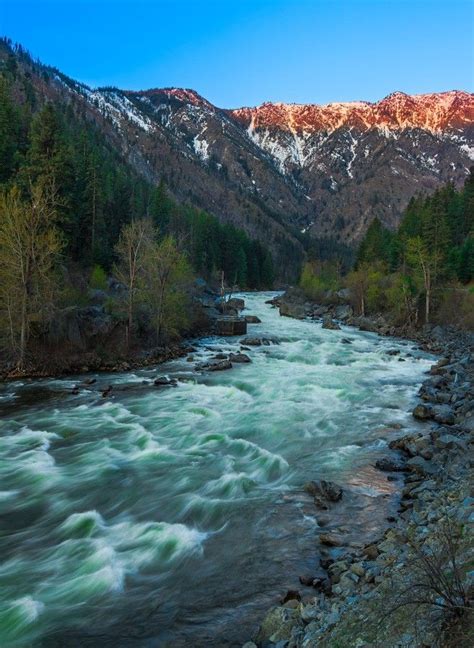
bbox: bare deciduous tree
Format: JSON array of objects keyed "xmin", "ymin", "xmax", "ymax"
[
  {"xmin": 0, "ymin": 185, "xmax": 63, "ymax": 368},
  {"xmin": 114, "ymin": 219, "xmax": 154, "ymax": 347}
]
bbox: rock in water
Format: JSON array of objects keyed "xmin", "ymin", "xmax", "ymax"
[
  {"xmin": 228, "ymin": 353, "xmax": 251, "ymax": 363},
  {"xmin": 304, "ymin": 479, "xmax": 343, "ymax": 502},
  {"xmin": 322, "ymin": 314, "xmax": 341, "ymax": 330},
  {"xmin": 375, "ymin": 457, "xmax": 406, "ymax": 472},
  {"xmin": 240, "ymin": 336, "xmax": 279, "ymax": 346},
  {"xmin": 209, "ymin": 360, "xmax": 232, "ymax": 371},
  {"xmin": 245, "ymin": 315, "xmax": 261, "ymax": 323},
  {"xmin": 279, "ymin": 300, "xmax": 306, "ymax": 319},
  {"xmin": 154, "ymin": 376, "xmax": 178, "ymax": 387},
  {"xmin": 319, "ymin": 532, "xmax": 344, "ymax": 547}
]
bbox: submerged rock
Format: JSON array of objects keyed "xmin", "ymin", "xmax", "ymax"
[{"xmin": 304, "ymin": 479, "xmax": 343, "ymax": 502}]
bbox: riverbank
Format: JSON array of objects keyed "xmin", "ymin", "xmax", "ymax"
[
  {"xmin": 0, "ymin": 289, "xmax": 224, "ymax": 381},
  {"xmin": 246, "ymin": 292, "xmax": 473, "ymax": 647}
]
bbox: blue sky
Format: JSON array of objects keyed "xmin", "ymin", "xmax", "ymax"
[{"xmin": 1, "ymin": 0, "xmax": 473, "ymax": 107}]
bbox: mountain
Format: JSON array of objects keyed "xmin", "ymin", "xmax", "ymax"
[
  {"xmin": 2, "ymin": 39, "xmax": 473, "ymax": 261},
  {"xmin": 230, "ymin": 91, "xmax": 474, "ymax": 240}
]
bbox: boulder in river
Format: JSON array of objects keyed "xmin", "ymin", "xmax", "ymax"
[
  {"xmin": 304, "ymin": 479, "xmax": 343, "ymax": 502},
  {"xmin": 240, "ymin": 336, "xmax": 279, "ymax": 346},
  {"xmin": 228, "ymin": 353, "xmax": 251, "ymax": 363},
  {"xmin": 205, "ymin": 360, "xmax": 232, "ymax": 371},
  {"xmin": 245, "ymin": 315, "xmax": 261, "ymax": 323},
  {"xmin": 279, "ymin": 300, "xmax": 306, "ymax": 319},
  {"xmin": 322, "ymin": 314, "xmax": 341, "ymax": 330},
  {"xmin": 154, "ymin": 376, "xmax": 178, "ymax": 387},
  {"xmin": 101, "ymin": 385, "xmax": 113, "ymax": 397},
  {"xmin": 319, "ymin": 532, "xmax": 344, "ymax": 547}
]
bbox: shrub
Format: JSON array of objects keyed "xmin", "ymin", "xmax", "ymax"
[{"xmin": 89, "ymin": 265, "xmax": 108, "ymax": 290}]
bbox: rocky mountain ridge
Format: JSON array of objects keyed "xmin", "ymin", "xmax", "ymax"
[{"xmin": 2, "ymin": 40, "xmax": 473, "ymax": 254}]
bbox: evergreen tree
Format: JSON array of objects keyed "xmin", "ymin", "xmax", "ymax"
[
  {"xmin": 0, "ymin": 78, "xmax": 21, "ymax": 183},
  {"xmin": 356, "ymin": 217, "xmax": 392, "ymax": 267}
]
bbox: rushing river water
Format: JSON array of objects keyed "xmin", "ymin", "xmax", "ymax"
[{"xmin": 0, "ymin": 293, "xmax": 434, "ymax": 647}]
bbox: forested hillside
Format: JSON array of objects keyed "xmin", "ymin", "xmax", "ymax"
[
  {"xmin": 301, "ymin": 175, "xmax": 474, "ymax": 328},
  {"xmin": 0, "ymin": 41, "xmax": 276, "ymax": 372}
]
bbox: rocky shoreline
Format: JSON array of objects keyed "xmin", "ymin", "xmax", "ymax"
[
  {"xmin": 244, "ymin": 292, "xmax": 473, "ymax": 648},
  {"xmin": 0, "ymin": 342, "xmax": 193, "ymax": 382}
]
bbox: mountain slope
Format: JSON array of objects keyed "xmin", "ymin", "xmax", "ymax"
[{"xmin": 2, "ymin": 39, "xmax": 473, "ymax": 257}]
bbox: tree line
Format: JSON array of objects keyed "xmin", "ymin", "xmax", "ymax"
[{"xmin": 300, "ymin": 173, "xmax": 474, "ymax": 328}]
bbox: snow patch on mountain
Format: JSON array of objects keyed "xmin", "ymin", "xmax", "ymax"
[
  {"xmin": 193, "ymin": 132, "xmax": 210, "ymax": 161},
  {"xmin": 460, "ymin": 144, "xmax": 474, "ymax": 161},
  {"xmin": 82, "ymin": 89, "xmax": 154, "ymax": 133}
]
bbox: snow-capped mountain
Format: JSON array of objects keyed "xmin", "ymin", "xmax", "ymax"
[{"xmin": 4, "ymin": 40, "xmax": 473, "ymax": 251}]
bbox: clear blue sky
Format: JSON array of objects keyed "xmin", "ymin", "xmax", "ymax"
[{"xmin": 1, "ymin": 0, "xmax": 473, "ymax": 107}]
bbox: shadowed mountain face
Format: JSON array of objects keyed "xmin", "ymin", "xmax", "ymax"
[{"xmin": 3, "ymin": 42, "xmax": 473, "ymax": 257}]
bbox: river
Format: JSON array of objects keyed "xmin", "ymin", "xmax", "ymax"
[{"xmin": 0, "ymin": 292, "xmax": 434, "ymax": 647}]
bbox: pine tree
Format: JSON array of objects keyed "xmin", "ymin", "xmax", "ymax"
[
  {"xmin": 356, "ymin": 217, "xmax": 392, "ymax": 266},
  {"xmin": 0, "ymin": 77, "xmax": 21, "ymax": 183}
]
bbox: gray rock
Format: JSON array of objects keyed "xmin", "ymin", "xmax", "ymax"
[
  {"xmin": 280, "ymin": 300, "xmax": 306, "ymax": 319},
  {"xmin": 319, "ymin": 532, "xmax": 344, "ymax": 547},
  {"xmin": 304, "ymin": 479, "xmax": 343, "ymax": 502},
  {"xmin": 432, "ymin": 405, "xmax": 455, "ymax": 425},
  {"xmin": 154, "ymin": 376, "xmax": 178, "ymax": 387},
  {"xmin": 406, "ymin": 456, "xmax": 438, "ymax": 476},
  {"xmin": 413, "ymin": 404, "xmax": 432, "ymax": 420},
  {"xmin": 229, "ymin": 352, "xmax": 251, "ymax": 363},
  {"xmin": 322, "ymin": 314, "xmax": 341, "ymax": 330},
  {"xmin": 208, "ymin": 360, "xmax": 232, "ymax": 371},
  {"xmin": 334, "ymin": 304, "xmax": 353, "ymax": 321},
  {"xmin": 375, "ymin": 457, "xmax": 406, "ymax": 472},
  {"xmin": 240, "ymin": 336, "xmax": 279, "ymax": 346},
  {"xmin": 256, "ymin": 606, "xmax": 303, "ymax": 644},
  {"xmin": 434, "ymin": 433, "xmax": 467, "ymax": 451}
]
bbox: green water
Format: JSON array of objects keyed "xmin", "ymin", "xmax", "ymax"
[{"xmin": 0, "ymin": 293, "xmax": 433, "ymax": 646}]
